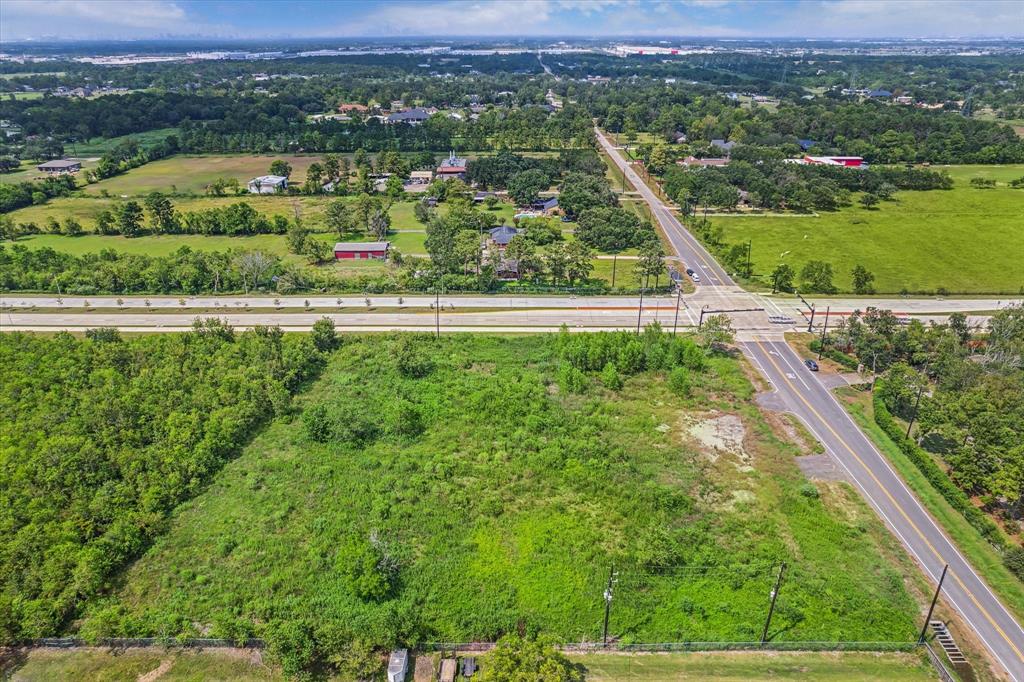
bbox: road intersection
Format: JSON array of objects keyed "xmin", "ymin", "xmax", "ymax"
[{"xmin": 595, "ymin": 126, "xmax": 1024, "ymax": 680}]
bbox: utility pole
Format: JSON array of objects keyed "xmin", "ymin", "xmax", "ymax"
[
  {"xmin": 611, "ymin": 255, "xmax": 617, "ymax": 288},
  {"xmin": 672, "ymin": 288, "xmax": 682, "ymax": 335},
  {"xmin": 745, "ymin": 239, "xmax": 752, "ymax": 279},
  {"xmin": 698, "ymin": 304, "xmax": 710, "ymax": 328},
  {"xmin": 602, "ymin": 564, "xmax": 617, "ymax": 646},
  {"xmin": 906, "ymin": 375, "xmax": 926, "ymax": 439},
  {"xmin": 817, "ymin": 306, "xmax": 831, "ymax": 360},
  {"xmin": 919, "ymin": 564, "xmax": 949, "ymax": 644},
  {"xmin": 760, "ymin": 562, "xmax": 787, "ymax": 645},
  {"xmin": 806, "ymin": 304, "xmax": 816, "ymax": 333},
  {"xmin": 636, "ymin": 287, "xmax": 645, "ymax": 334}
]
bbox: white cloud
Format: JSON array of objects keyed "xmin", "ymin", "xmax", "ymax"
[
  {"xmin": 2, "ymin": 0, "xmax": 191, "ymax": 38},
  {"xmin": 781, "ymin": 0, "xmax": 1024, "ymax": 37},
  {"xmin": 334, "ymin": 0, "xmax": 556, "ymax": 36}
]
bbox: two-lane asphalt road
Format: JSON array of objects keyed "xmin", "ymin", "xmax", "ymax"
[
  {"xmin": 595, "ymin": 126, "xmax": 1024, "ymax": 679},
  {"xmin": 745, "ymin": 338, "xmax": 1024, "ymax": 680},
  {"xmin": 595, "ymin": 127, "xmax": 734, "ymax": 289}
]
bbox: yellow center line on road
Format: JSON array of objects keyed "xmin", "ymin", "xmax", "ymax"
[{"xmin": 754, "ymin": 341, "xmax": 1024, "ymax": 666}]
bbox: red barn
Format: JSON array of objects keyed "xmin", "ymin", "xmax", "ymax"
[{"xmin": 334, "ymin": 241, "xmax": 390, "ymax": 260}]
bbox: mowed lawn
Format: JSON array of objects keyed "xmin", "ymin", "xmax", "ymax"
[
  {"xmin": 713, "ymin": 165, "xmax": 1024, "ymax": 294},
  {"xmin": 83, "ymin": 154, "xmax": 330, "ymax": 195}
]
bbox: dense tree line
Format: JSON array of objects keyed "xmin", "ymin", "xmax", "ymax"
[
  {"xmin": 661, "ymin": 157, "xmax": 953, "ymax": 212},
  {"xmin": 829, "ymin": 306, "xmax": 1024, "ymax": 535},
  {"xmin": 0, "ymin": 174, "xmax": 77, "ymax": 214},
  {"xmin": 0, "ymin": 322, "xmax": 331, "ymax": 642}
]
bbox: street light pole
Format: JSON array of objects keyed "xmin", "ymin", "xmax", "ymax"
[
  {"xmin": 435, "ymin": 287, "xmax": 440, "ymax": 340},
  {"xmin": 698, "ymin": 304, "xmax": 709, "ymax": 328},
  {"xmin": 906, "ymin": 377, "xmax": 925, "ymax": 439},
  {"xmin": 746, "ymin": 239, "xmax": 752, "ymax": 279},
  {"xmin": 806, "ymin": 304, "xmax": 816, "ymax": 333}
]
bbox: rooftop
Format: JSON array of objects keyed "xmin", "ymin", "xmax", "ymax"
[{"xmin": 334, "ymin": 241, "xmax": 390, "ymax": 252}]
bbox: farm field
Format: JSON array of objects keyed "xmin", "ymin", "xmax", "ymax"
[
  {"xmin": 82, "ymin": 154, "xmax": 330, "ymax": 195},
  {"xmin": 712, "ymin": 165, "xmax": 1024, "ymax": 294},
  {"xmin": 78, "ymin": 333, "xmax": 919, "ymax": 649}
]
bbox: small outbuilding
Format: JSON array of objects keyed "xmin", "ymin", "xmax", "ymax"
[
  {"xmin": 531, "ymin": 197, "xmax": 559, "ymax": 214},
  {"xmin": 440, "ymin": 658, "xmax": 458, "ymax": 682},
  {"xmin": 37, "ymin": 159, "xmax": 81, "ymax": 173},
  {"xmin": 387, "ymin": 649, "xmax": 408, "ymax": 682},
  {"xmin": 334, "ymin": 241, "xmax": 391, "ymax": 260}
]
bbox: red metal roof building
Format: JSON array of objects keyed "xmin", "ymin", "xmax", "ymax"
[{"xmin": 334, "ymin": 241, "xmax": 390, "ymax": 260}]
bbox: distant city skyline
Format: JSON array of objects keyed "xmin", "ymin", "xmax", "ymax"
[{"xmin": 1, "ymin": 0, "xmax": 1022, "ymax": 42}]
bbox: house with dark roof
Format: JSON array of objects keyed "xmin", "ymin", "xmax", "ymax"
[
  {"xmin": 386, "ymin": 108, "xmax": 431, "ymax": 124},
  {"xmin": 867, "ymin": 89, "xmax": 893, "ymax": 98},
  {"xmin": 678, "ymin": 156, "xmax": 729, "ymax": 168},
  {"xmin": 37, "ymin": 159, "xmax": 81, "ymax": 173},
  {"xmin": 531, "ymin": 197, "xmax": 559, "ymax": 213},
  {"xmin": 710, "ymin": 139, "xmax": 736, "ymax": 154},
  {"xmin": 473, "ymin": 191, "xmax": 497, "ymax": 204},
  {"xmin": 797, "ymin": 139, "xmax": 816, "ymax": 151},
  {"xmin": 488, "ymin": 225, "xmax": 519, "ymax": 248}
]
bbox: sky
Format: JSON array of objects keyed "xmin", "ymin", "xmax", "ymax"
[{"xmin": 1, "ymin": 0, "xmax": 1022, "ymax": 42}]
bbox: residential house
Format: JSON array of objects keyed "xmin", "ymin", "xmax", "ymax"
[
  {"xmin": 531, "ymin": 197, "xmax": 559, "ymax": 214},
  {"xmin": 488, "ymin": 225, "xmax": 519, "ymax": 248},
  {"xmin": 473, "ymin": 191, "xmax": 497, "ymax": 204},
  {"xmin": 334, "ymin": 241, "xmax": 391, "ymax": 260},
  {"xmin": 710, "ymin": 139, "xmax": 736, "ymax": 155},
  {"xmin": 670, "ymin": 131, "xmax": 688, "ymax": 144},
  {"xmin": 436, "ymin": 151, "xmax": 468, "ymax": 180},
  {"xmin": 797, "ymin": 139, "xmax": 816, "ymax": 151},
  {"xmin": 678, "ymin": 156, "xmax": 729, "ymax": 168},
  {"xmin": 36, "ymin": 159, "xmax": 81, "ymax": 174},
  {"xmin": 867, "ymin": 89, "xmax": 893, "ymax": 98},
  {"xmin": 337, "ymin": 102, "xmax": 369, "ymax": 114},
  {"xmin": 894, "ymin": 95, "xmax": 914, "ymax": 105},
  {"xmin": 386, "ymin": 108, "xmax": 432, "ymax": 125},
  {"xmin": 247, "ymin": 175, "xmax": 288, "ymax": 194}
]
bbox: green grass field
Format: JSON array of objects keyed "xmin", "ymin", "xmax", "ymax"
[
  {"xmin": 82, "ymin": 154, "xmax": 330, "ymax": 195},
  {"xmin": 6, "ymin": 648, "xmax": 281, "ymax": 682},
  {"xmin": 570, "ymin": 651, "xmax": 935, "ymax": 681},
  {"xmin": 69, "ymin": 127, "xmax": 180, "ymax": 156},
  {"xmin": 78, "ymin": 334, "xmax": 918, "ymax": 647},
  {"xmin": 712, "ymin": 165, "xmax": 1024, "ymax": 294},
  {"xmin": 4, "ymin": 648, "xmax": 935, "ymax": 681}
]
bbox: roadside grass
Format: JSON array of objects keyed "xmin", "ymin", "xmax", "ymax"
[
  {"xmin": 711, "ymin": 164, "xmax": 1024, "ymax": 294},
  {"xmin": 79, "ymin": 334, "xmax": 918, "ymax": 646},
  {"xmin": 835, "ymin": 385, "xmax": 1024, "ymax": 624},
  {"xmin": 5, "ymin": 647, "xmax": 935, "ymax": 681},
  {"xmin": 569, "ymin": 651, "xmax": 936, "ymax": 681},
  {"xmin": 7, "ymin": 648, "xmax": 282, "ymax": 682}
]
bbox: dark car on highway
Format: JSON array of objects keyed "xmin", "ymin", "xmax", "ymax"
[{"xmin": 804, "ymin": 359, "xmax": 819, "ymax": 371}]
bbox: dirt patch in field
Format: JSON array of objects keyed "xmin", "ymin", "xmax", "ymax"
[
  {"xmin": 137, "ymin": 658, "xmax": 173, "ymax": 682},
  {"xmin": 681, "ymin": 412, "xmax": 750, "ymax": 470}
]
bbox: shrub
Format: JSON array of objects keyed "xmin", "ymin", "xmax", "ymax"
[
  {"xmin": 396, "ymin": 336, "xmax": 434, "ymax": 378},
  {"xmin": 311, "ymin": 317, "xmax": 339, "ymax": 352},
  {"xmin": 601, "ymin": 362, "xmax": 623, "ymax": 390},
  {"xmin": 668, "ymin": 367, "xmax": 691, "ymax": 397},
  {"xmin": 1005, "ymin": 547, "xmax": 1024, "ymax": 581},
  {"xmin": 558, "ymin": 363, "xmax": 587, "ymax": 394},
  {"xmin": 799, "ymin": 483, "xmax": 821, "ymax": 499},
  {"xmin": 302, "ymin": 403, "xmax": 333, "ymax": 443}
]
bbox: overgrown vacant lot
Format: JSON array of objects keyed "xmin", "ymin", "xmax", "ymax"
[
  {"xmin": 714, "ymin": 164, "xmax": 1024, "ymax": 294},
  {"xmin": 81, "ymin": 332, "xmax": 917, "ymax": 655}
]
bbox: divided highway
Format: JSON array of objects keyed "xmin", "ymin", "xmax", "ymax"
[{"xmin": 596, "ymin": 127, "xmax": 1024, "ymax": 680}]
